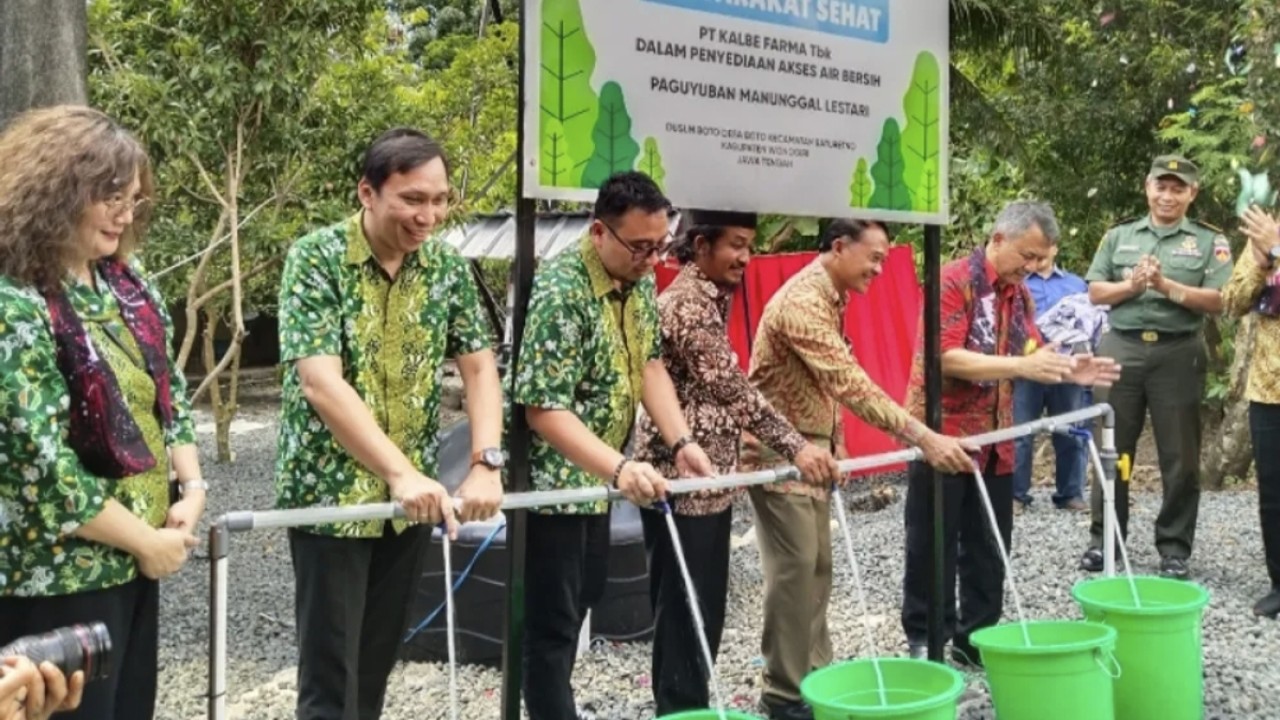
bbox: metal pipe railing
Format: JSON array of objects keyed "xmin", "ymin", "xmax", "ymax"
[{"xmin": 206, "ymin": 402, "xmax": 1116, "ymax": 719}]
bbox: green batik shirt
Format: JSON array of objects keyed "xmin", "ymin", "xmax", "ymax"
[
  {"xmin": 0, "ymin": 260, "xmax": 196, "ymax": 597},
  {"xmin": 513, "ymin": 236, "xmax": 660, "ymax": 515},
  {"xmin": 1086, "ymin": 216, "xmax": 1234, "ymax": 333},
  {"xmin": 276, "ymin": 213, "xmax": 492, "ymax": 538}
]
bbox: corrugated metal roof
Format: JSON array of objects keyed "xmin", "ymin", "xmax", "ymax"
[{"xmin": 437, "ymin": 212, "xmax": 683, "ymax": 260}]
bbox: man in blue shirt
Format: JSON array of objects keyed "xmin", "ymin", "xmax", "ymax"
[{"xmin": 1015, "ymin": 244, "xmax": 1091, "ymax": 512}]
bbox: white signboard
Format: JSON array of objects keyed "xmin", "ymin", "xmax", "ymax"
[{"xmin": 522, "ymin": 0, "xmax": 950, "ymax": 223}]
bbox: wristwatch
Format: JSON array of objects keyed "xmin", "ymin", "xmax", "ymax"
[
  {"xmin": 471, "ymin": 447, "xmax": 507, "ymax": 470},
  {"xmin": 671, "ymin": 434, "xmax": 696, "ymax": 456},
  {"xmin": 1268, "ymin": 245, "xmax": 1280, "ymax": 269}
]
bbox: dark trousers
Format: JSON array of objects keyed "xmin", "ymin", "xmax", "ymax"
[
  {"xmin": 1090, "ymin": 332, "xmax": 1206, "ymax": 558},
  {"xmin": 522, "ymin": 513, "xmax": 611, "ymax": 720},
  {"xmin": 0, "ymin": 576, "xmax": 158, "ymax": 720},
  {"xmin": 640, "ymin": 508, "xmax": 732, "ymax": 716},
  {"xmin": 901, "ymin": 459, "xmax": 1013, "ymax": 647},
  {"xmin": 1251, "ymin": 402, "xmax": 1280, "ymax": 590},
  {"xmin": 289, "ymin": 523, "xmax": 429, "ymax": 720}
]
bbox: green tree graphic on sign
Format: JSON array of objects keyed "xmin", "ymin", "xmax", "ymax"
[
  {"xmin": 540, "ymin": 0, "xmax": 598, "ymax": 185},
  {"xmin": 901, "ymin": 52, "xmax": 941, "ymax": 212},
  {"xmin": 582, "ymin": 81, "xmax": 641, "ymax": 188},
  {"xmin": 637, "ymin": 137, "xmax": 666, "ymax": 190},
  {"xmin": 540, "ymin": 118, "xmax": 570, "ymax": 187},
  {"xmin": 869, "ymin": 118, "xmax": 912, "ymax": 211},
  {"xmin": 849, "ymin": 157, "xmax": 873, "ymax": 208}
]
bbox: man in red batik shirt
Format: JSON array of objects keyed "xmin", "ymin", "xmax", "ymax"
[{"xmin": 901, "ymin": 201, "xmax": 1121, "ymax": 666}]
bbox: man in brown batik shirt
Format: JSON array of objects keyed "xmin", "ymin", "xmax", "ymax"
[{"xmin": 634, "ymin": 209, "xmax": 837, "ymax": 717}]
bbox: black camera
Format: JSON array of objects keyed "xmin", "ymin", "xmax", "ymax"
[{"xmin": 0, "ymin": 623, "xmax": 111, "ymax": 683}]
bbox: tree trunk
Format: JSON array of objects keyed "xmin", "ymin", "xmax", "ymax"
[
  {"xmin": 1201, "ymin": 315, "xmax": 1256, "ymax": 488},
  {"xmin": 202, "ymin": 306, "xmax": 234, "ymax": 463},
  {"xmin": 0, "ymin": 0, "xmax": 87, "ymax": 126}
]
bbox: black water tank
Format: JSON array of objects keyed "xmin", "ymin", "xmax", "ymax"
[{"xmin": 399, "ymin": 422, "xmax": 654, "ymax": 666}]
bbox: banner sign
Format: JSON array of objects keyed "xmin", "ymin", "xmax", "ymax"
[{"xmin": 522, "ymin": 0, "xmax": 950, "ymax": 223}]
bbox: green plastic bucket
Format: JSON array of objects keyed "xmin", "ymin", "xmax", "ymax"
[
  {"xmin": 1072, "ymin": 575, "xmax": 1211, "ymax": 720},
  {"xmin": 969, "ymin": 620, "xmax": 1119, "ymax": 720},
  {"xmin": 800, "ymin": 658, "xmax": 965, "ymax": 720}
]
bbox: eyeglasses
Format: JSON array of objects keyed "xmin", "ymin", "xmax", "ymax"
[
  {"xmin": 102, "ymin": 195, "xmax": 150, "ymax": 219},
  {"xmin": 601, "ymin": 221, "xmax": 672, "ymax": 260}
]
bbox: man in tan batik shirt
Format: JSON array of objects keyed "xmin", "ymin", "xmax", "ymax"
[{"xmin": 743, "ymin": 219, "xmax": 972, "ymax": 720}]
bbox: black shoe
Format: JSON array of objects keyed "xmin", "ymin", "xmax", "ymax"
[
  {"xmin": 1159, "ymin": 556, "xmax": 1190, "ymax": 580},
  {"xmin": 951, "ymin": 640, "xmax": 984, "ymax": 668},
  {"xmin": 759, "ymin": 698, "xmax": 815, "ymax": 720},
  {"xmin": 908, "ymin": 643, "xmax": 927, "ymax": 660},
  {"xmin": 1080, "ymin": 547, "xmax": 1104, "ymax": 572},
  {"xmin": 1253, "ymin": 588, "xmax": 1280, "ymax": 618}
]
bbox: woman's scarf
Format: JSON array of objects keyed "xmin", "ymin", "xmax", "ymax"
[
  {"xmin": 964, "ymin": 246, "xmax": 1033, "ymax": 388},
  {"xmin": 44, "ymin": 259, "xmax": 174, "ymax": 478}
]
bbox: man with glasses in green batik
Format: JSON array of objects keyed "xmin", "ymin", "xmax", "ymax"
[{"xmin": 514, "ymin": 171, "xmax": 715, "ymax": 719}]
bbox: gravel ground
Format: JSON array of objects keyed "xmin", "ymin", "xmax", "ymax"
[{"xmin": 159, "ymin": 409, "xmax": 1280, "ymax": 720}]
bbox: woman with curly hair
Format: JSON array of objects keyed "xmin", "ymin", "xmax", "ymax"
[{"xmin": 0, "ymin": 106, "xmax": 205, "ymax": 720}]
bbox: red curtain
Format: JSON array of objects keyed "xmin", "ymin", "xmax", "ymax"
[{"xmin": 655, "ymin": 247, "xmax": 920, "ymax": 475}]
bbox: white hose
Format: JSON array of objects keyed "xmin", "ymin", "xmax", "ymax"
[
  {"xmin": 443, "ymin": 533, "xmax": 459, "ymax": 720},
  {"xmin": 971, "ymin": 462, "xmax": 1032, "ymax": 647},
  {"xmin": 661, "ymin": 505, "xmax": 729, "ymax": 720},
  {"xmin": 831, "ymin": 487, "xmax": 888, "ymax": 706}
]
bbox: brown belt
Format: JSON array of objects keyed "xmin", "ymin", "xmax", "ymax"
[{"xmin": 1114, "ymin": 329, "xmax": 1196, "ymax": 344}]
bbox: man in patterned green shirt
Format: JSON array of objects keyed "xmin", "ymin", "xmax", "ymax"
[
  {"xmin": 514, "ymin": 172, "xmax": 714, "ymax": 719},
  {"xmin": 275, "ymin": 128, "xmax": 504, "ymax": 720}
]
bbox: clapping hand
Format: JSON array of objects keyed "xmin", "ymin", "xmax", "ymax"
[{"xmin": 1242, "ymin": 206, "xmax": 1279, "ymax": 267}]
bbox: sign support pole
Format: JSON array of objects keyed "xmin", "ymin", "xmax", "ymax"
[
  {"xmin": 923, "ymin": 223, "xmax": 945, "ymax": 663},
  {"xmin": 500, "ymin": 0, "xmax": 536, "ymax": 716}
]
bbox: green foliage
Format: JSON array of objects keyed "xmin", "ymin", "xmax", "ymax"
[
  {"xmin": 755, "ymin": 215, "xmax": 821, "ymax": 254},
  {"xmin": 390, "ymin": 0, "xmax": 521, "ymax": 69},
  {"xmin": 901, "ymin": 52, "xmax": 942, "ymax": 212},
  {"xmin": 943, "ymin": 149, "xmax": 1032, "ymax": 257},
  {"xmin": 849, "ymin": 158, "xmax": 873, "ymax": 208},
  {"xmin": 955, "ymin": 0, "xmax": 1238, "ymax": 251},
  {"xmin": 581, "ymin": 82, "xmax": 640, "ymax": 189},
  {"xmin": 540, "ymin": 0, "xmax": 598, "ymax": 184},
  {"xmin": 88, "ymin": 2, "xmax": 519, "ymax": 313},
  {"xmin": 1157, "ymin": 77, "xmax": 1257, "ymax": 232},
  {"xmin": 638, "ymin": 137, "xmax": 666, "ymax": 191},
  {"xmin": 88, "ymin": 0, "xmax": 384, "ymax": 311},
  {"xmin": 868, "ymin": 119, "xmax": 912, "ymax": 211},
  {"xmin": 475, "ymin": 256, "xmax": 513, "ymax": 321}
]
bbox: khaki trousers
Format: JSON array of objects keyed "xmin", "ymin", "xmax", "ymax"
[{"xmin": 748, "ymin": 486, "xmax": 833, "ymax": 704}]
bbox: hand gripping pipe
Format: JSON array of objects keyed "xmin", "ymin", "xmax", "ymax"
[{"xmin": 206, "ymin": 403, "xmax": 1116, "ymax": 719}]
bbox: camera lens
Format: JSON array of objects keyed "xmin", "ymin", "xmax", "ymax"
[{"xmin": 0, "ymin": 622, "xmax": 111, "ymax": 683}]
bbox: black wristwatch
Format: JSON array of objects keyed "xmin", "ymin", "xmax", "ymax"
[
  {"xmin": 471, "ymin": 447, "xmax": 507, "ymax": 470},
  {"xmin": 671, "ymin": 434, "xmax": 696, "ymax": 456}
]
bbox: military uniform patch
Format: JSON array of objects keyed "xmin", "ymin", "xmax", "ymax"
[
  {"xmin": 1212, "ymin": 235, "xmax": 1231, "ymax": 263},
  {"xmin": 1173, "ymin": 236, "xmax": 1203, "ymax": 257}
]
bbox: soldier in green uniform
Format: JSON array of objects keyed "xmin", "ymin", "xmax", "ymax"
[{"xmin": 1079, "ymin": 155, "xmax": 1233, "ymax": 579}]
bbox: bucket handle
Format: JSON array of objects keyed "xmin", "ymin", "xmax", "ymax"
[{"xmin": 1095, "ymin": 648, "xmax": 1122, "ymax": 680}]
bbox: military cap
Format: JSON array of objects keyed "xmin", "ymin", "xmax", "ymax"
[{"xmin": 1150, "ymin": 155, "xmax": 1199, "ymax": 186}]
